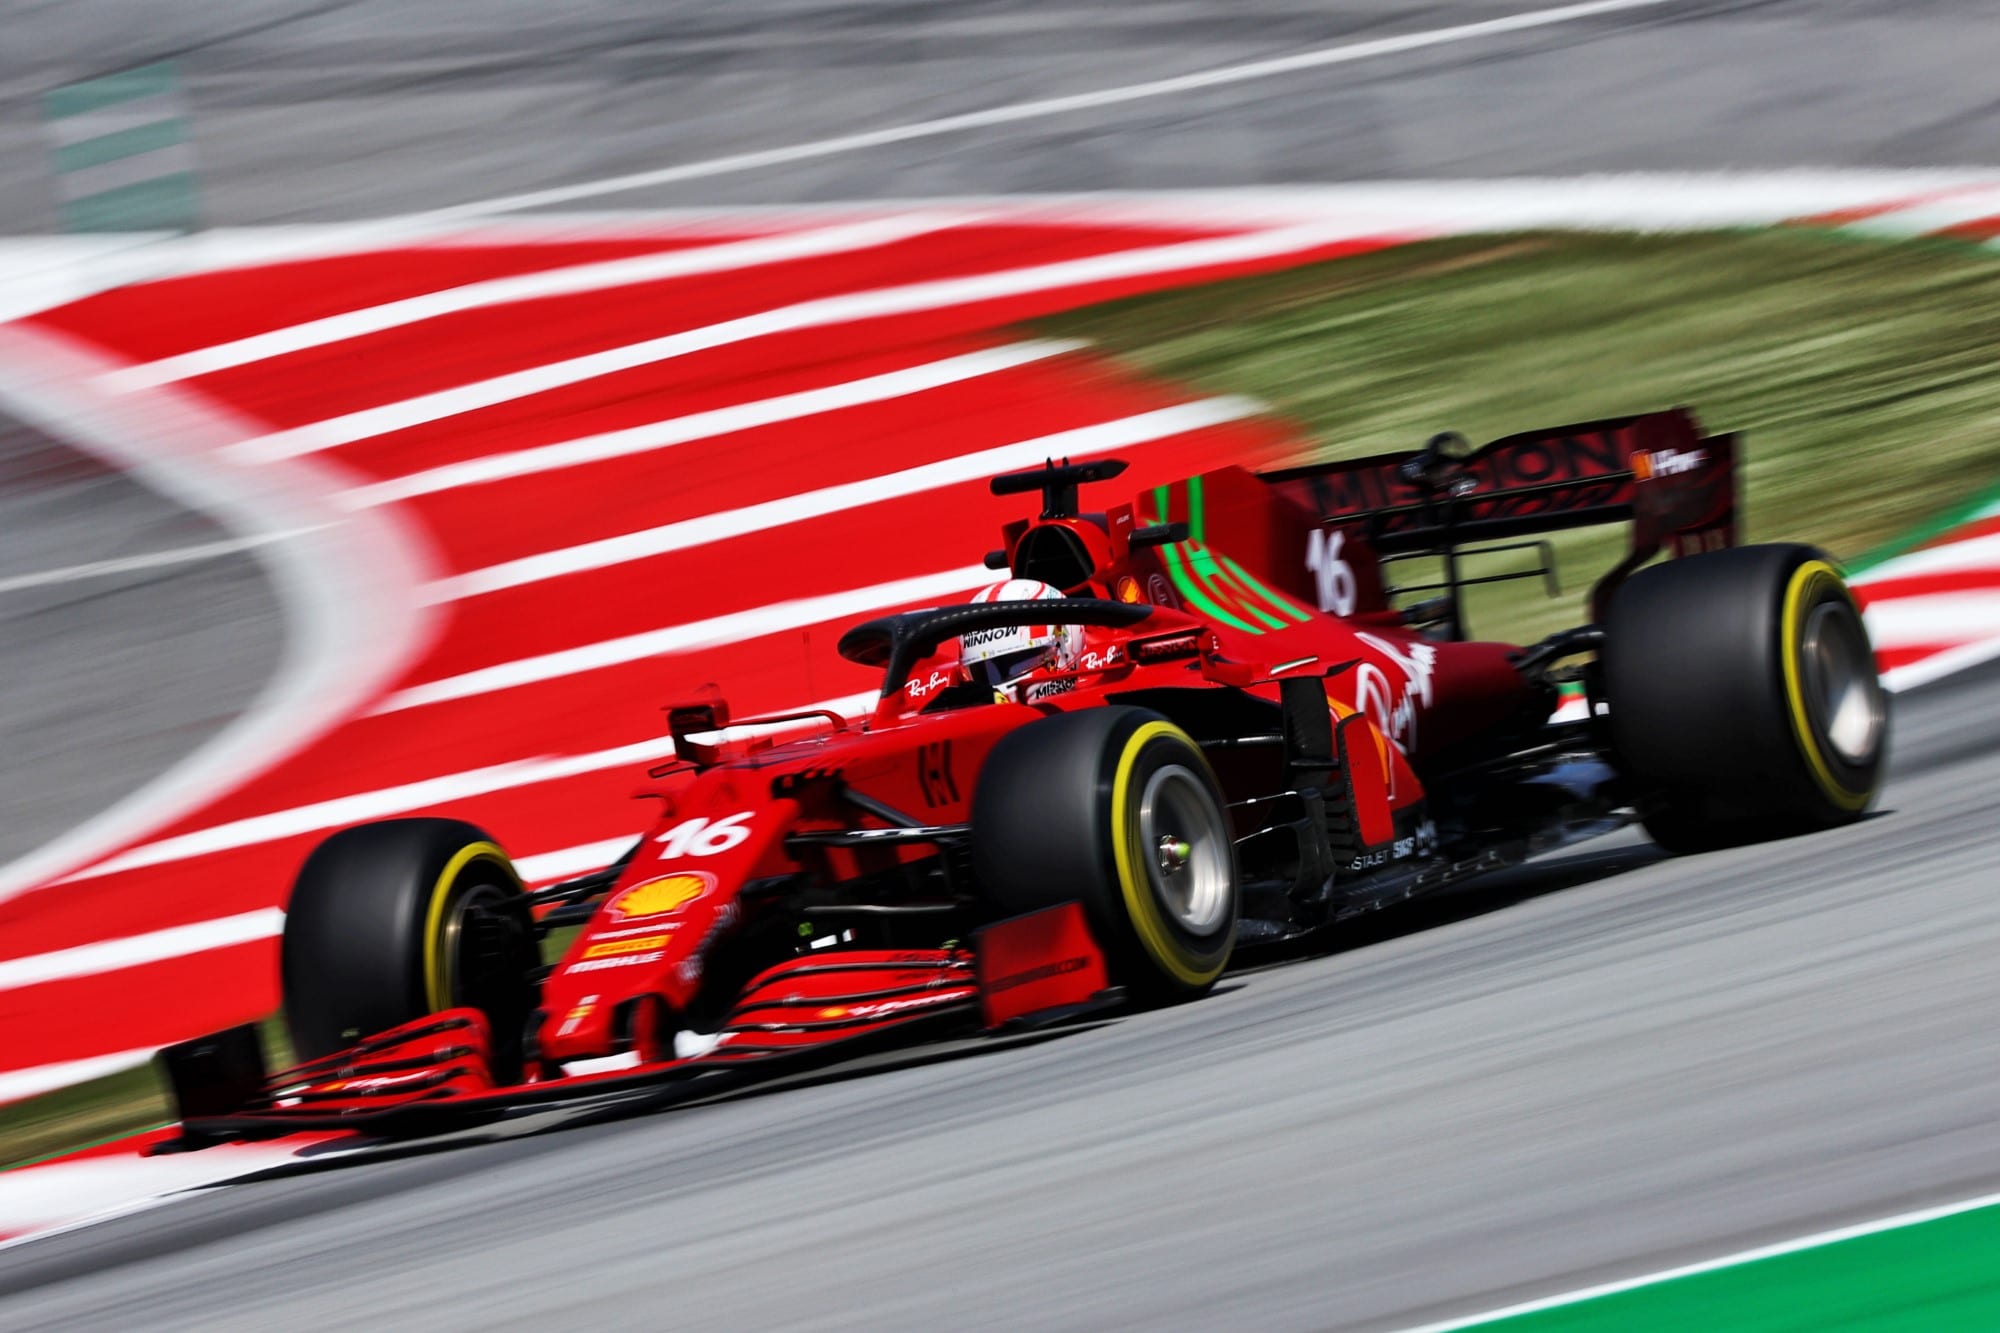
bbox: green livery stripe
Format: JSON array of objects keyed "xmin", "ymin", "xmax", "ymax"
[
  {"xmin": 1192, "ymin": 546, "xmax": 1288, "ymax": 630},
  {"xmin": 1149, "ymin": 476, "xmax": 1307, "ymax": 628},
  {"xmin": 1161, "ymin": 541, "xmax": 1259, "ymax": 633},
  {"xmin": 1219, "ymin": 553, "xmax": 1315, "ymax": 623}
]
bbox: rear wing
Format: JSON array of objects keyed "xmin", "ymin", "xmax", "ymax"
[
  {"xmin": 1146, "ymin": 408, "xmax": 1737, "ymax": 636},
  {"xmin": 1260, "ymin": 408, "xmax": 1735, "ymax": 557}
]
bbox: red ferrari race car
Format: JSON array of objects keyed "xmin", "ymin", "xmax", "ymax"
[{"xmin": 156, "ymin": 407, "xmax": 1888, "ymax": 1147}]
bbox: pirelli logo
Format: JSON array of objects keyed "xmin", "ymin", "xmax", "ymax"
[{"xmin": 581, "ymin": 934, "xmax": 669, "ymax": 959}]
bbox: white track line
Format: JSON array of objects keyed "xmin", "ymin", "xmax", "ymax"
[
  {"xmin": 1395, "ymin": 1186, "xmax": 2000, "ymax": 1332},
  {"xmin": 408, "ymin": 0, "xmax": 1682, "ymax": 223},
  {"xmin": 0, "ymin": 326, "xmax": 438, "ymax": 910},
  {"xmin": 0, "ymin": 531, "xmax": 316, "ymax": 596},
  {"xmin": 383, "ymin": 563, "xmax": 995, "ymax": 713},
  {"xmin": 340, "ymin": 340, "xmax": 1085, "ymax": 508},
  {"xmin": 102, "ymin": 214, "xmax": 982, "ymax": 391},
  {"xmin": 426, "ymin": 397, "xmax": 1257, "ymax": 604},
  {"xmin": 225, "ymin": 221, "xmax": 1369, "ymax": 462}
]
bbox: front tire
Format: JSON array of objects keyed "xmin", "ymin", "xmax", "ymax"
[
  {"xmin": 280, "ymin": 818, "xmax": 540, "ymax": 1078},
  {"xmin": 1603, "ymin": 544, "xmax": 1887, "ymax": 852},
  {"xmin": 971, "ymin": 708, "xmax": 1238, "ymax": 1000}
]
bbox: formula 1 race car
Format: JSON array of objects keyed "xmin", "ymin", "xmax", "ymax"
[{"xmin": 157, "ymin": 407, "xmax": 1887, "ymax": 1146}]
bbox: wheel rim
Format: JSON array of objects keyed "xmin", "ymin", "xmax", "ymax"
[
  {"xmin": 1137, "ymin": 764, "xmax": 1231, "ymax": 937},
  {"xmin": 1800, "ymin": 598, "xmax": 1884, "ymax": 766},
  {"xmin": 434, "ymin": 879, "xmax": 524, "ymax": 1011}
]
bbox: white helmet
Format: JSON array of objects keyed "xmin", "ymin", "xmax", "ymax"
[{"xmin": 958, "ymin": 579, "xmax": 1083, "ymax": 699}]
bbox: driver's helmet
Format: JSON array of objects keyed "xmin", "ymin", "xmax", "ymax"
[{"xmin": 958, "ymin": 579, "xmax": 1083, "ymax": 701}]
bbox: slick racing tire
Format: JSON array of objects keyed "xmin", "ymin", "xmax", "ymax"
[
  {"xmin": 1603, "ymin": 544, "xmax": 1887, "ymax": 853},
  {"xmin": 281, "ymin": 818, "xmax": 539, "ymax": 1079},
  {"xmin": 971, "ymin": 707, "xmax": 1238, "ymax": 1001}
]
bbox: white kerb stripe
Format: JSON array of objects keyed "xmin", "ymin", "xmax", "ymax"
[
  {"xmin": 1861, "ymin": 591, "xmax": 2000, "ymax": 647},
  {"xmin": 1841, "ymin": 188, "xmax": 2000, "ymax": 239},
  {"xmin": 70, "ymin": 748, "xmax": 669, "ymax": 882},
  {"xmin": 66, "ymin": 665, "xmax": 885, "ymax": 879},
  {"xmin": 104, "ymin": 214, "xmax": 980, "ymax": 391},
  {"xmin": 0, "ymin": 910, "xmax": 284, "ymax": 993},
  {"xmin": 0, "ymin": 1048, "xmax": 158, "ymax": 1105},
  {"xmin": 340, "ymin": 340, "xmax": 1084, "ymax": 508},
  {"xmin": 12, "ymin": 691, "xmax": 883, "ymax": 986},
  {"xmin": 381, "ymin": 564, "xmax": 995, "ymax": 713},
  {"xmin": 429, "ymin": 397, "xmax": 1257, "ymax": 603},
  {"xmin": 413, "ymin": 0, "xmax": 1683, "ymax": 222},
  {"xmin": 226, "ymin": 222, "xmax": 1365, "ymax": 461},
  {"xmin": 1879, "ymin": 635, "xmax": 2000, "ymax": 694}
]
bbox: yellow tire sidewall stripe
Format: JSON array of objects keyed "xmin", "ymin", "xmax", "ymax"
[
  {"xmin": 1108, "ymin": 720, "xmax": 1231, "ymax": 989},
  {"xmin": 422, "ymin": 840, "xmax": 523, "ymax": 1014},
  {"xmin": 1780, "ymin": 561, "xmax": 1874, "ymax": 812}
]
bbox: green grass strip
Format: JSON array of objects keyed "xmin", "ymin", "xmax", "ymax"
[{"xmin": 1462, "ymin": 1198, "xmax": 2000, "ymax": 1331}]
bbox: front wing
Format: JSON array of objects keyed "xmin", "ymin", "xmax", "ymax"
[{"xmin": 154, "ymin": 904, "xmax": 1110, "ymax": 1151}]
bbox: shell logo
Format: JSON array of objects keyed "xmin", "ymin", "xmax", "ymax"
[
  {"xmin": 1115, "ymin": 575, "xmax": 1142, "ymax": 604},
  {"xmin": 609, "ymin": 871, "xmax": 714, "ymax": 920}
]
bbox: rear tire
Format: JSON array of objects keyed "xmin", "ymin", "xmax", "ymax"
[
  {"xmin": 1602, "ymin": 544, "xmax": 1887, "ymax": 852},
  {"xmin": 971, "ymin": 708, "xmax": 1238, "ymax": 1000},
  {"xmin": 281, "ymin": 818, "xmax": 540, "ymax": 1079}
]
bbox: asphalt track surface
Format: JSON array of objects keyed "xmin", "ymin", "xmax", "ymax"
[
  {"xmin": 0, "ymin": 665, "xmax": 1994, "ymax": 1330},
  {"xmin": 0, "ymin": 412, "xmax": 278, "ymax": 869},
  {"xmin": 4, "ymin": 0, "xmax": 2000, "ymax": 1328},
  {"xmin": 2, "ymin": 0, "xmax": 1999, "ymax": 231}
]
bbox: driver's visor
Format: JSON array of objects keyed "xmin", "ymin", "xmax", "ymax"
[{"xmin": 976, "ymin": 645, "xmax": 1050, "ymax": 688}]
